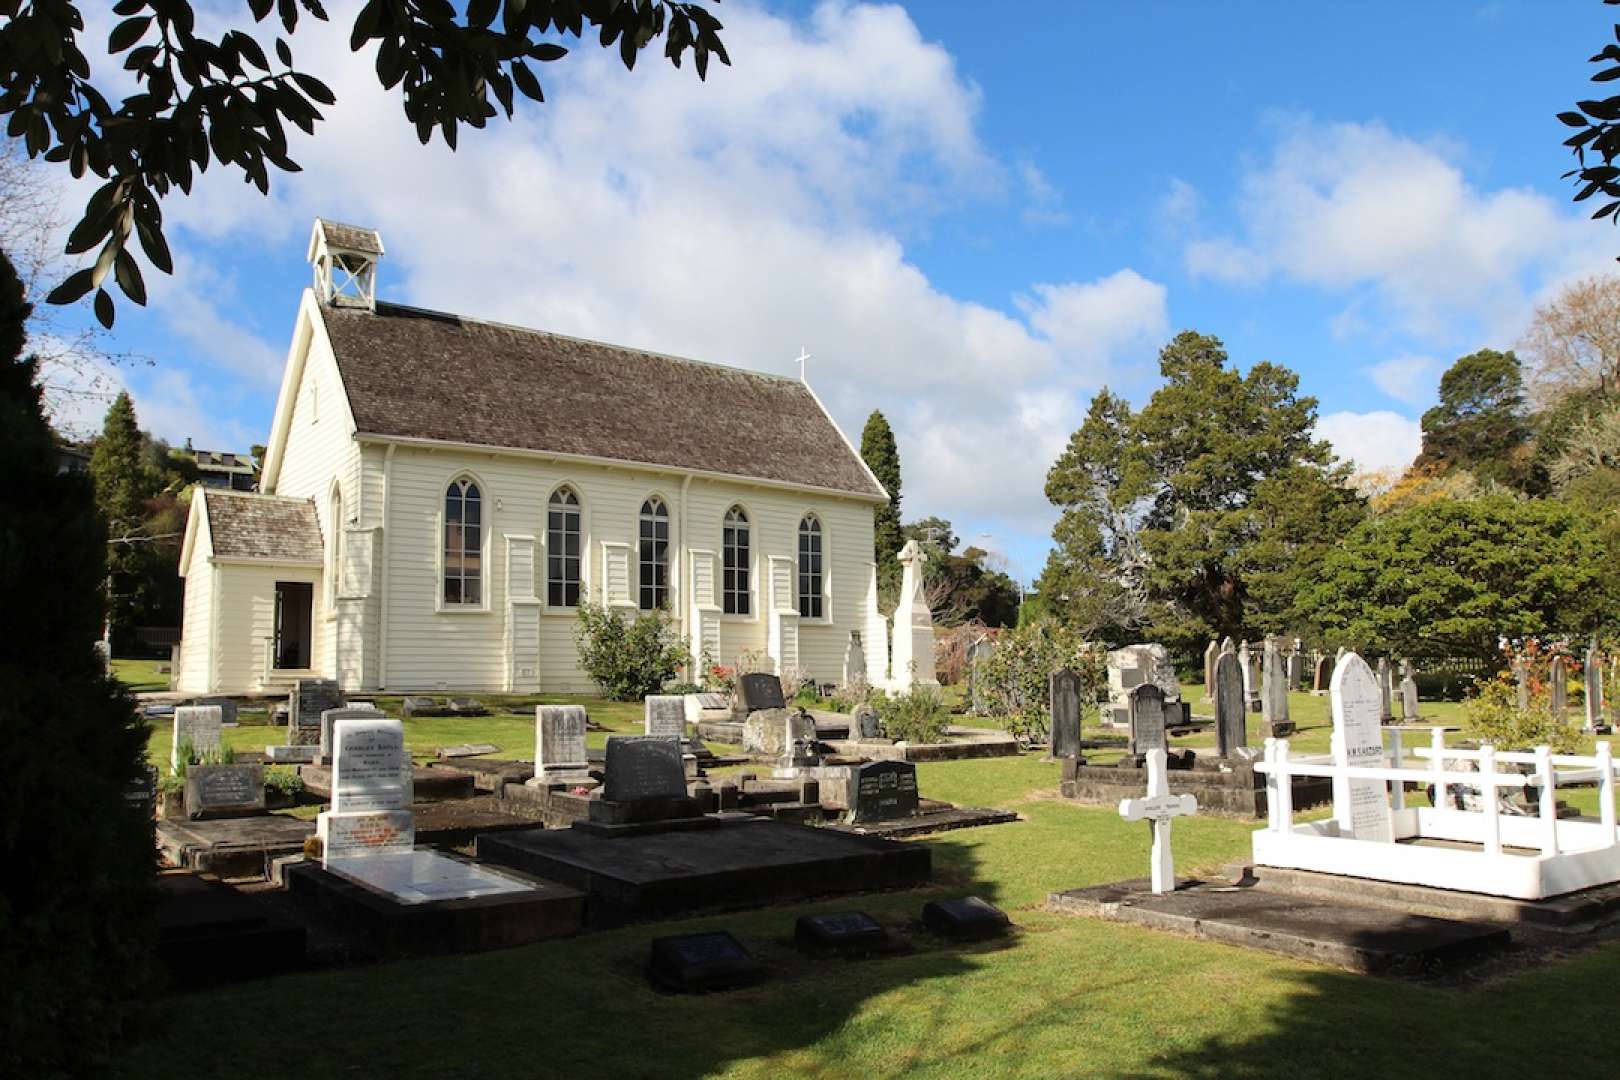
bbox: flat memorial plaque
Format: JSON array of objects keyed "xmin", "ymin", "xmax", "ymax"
[
  {"xmin": 323, "ymin": 849, "xmax": 536, "ymax": 906},
  {"xmin": 795, "ymin": 911, "xmax": 887, "ymax": 950},
  {"xmin": 648, "ymin": 930, "xmax": 762, "ymax": 991}
]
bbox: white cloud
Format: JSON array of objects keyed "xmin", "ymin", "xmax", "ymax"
[
  {"xmin": 1315, "ymin": 409, "xmax": 1423, "ymax": 474},
  {"xmin": 102, "ymin": 1, "xmax": 1169, "ymax": 552},
  {"xmin": 1183, "ymin": 119, "xmax": 1617, "ymax": 342},
  {"xmin": 1366, "ymin": 354, "xmax": 1441, "ymax": 406}
]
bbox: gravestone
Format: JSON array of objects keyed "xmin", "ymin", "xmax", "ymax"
[
  {"xmin": 1261, "ymin": 640, "xmax": 1292, "ymax": 737},
  {"xmin": 843, "ymin": 631, "xmax": 866, "ymax": 687},
  {"xmin": 795, "ymin": 911, "xmax": 887, "ymax": 951},
  {"xmin": 1049, "ymin": 668, "xmax": 1082, "ymax": 760},
  {"xmin": 184, "ymin": 763, "xmax": 264, "ymax": 819},
  {"xmin": 849, "ymin": 760, "xmax": 920, "ymax": 822},
  {"xmin": 644, "ymin": 695, "xmax": 686, "ymax": 739},
  {"xmin": 1313, "ymin": 654, "xmax": 1331, "ymax": 694},
  {"xmin": 401, "ymin": 696, "xmax": 439, "ymax": 717},
  {"xmin": 1400, "ymin": 667, "xmax": 1420, "ymax": 723},
  {"xmin": 171, "ymin": 705, "xmax": 223, "ymax": 772},
  {"xmin": 1118, "ymin": 747, "xmax": 1197, "ymax": 895},
  {"xmin": 532, "ymin": 705, "xmax": 591, "ymax": 785},
  {"xmin": 290, "ymin": 678, "xmax": 343, "ymax": 747},
  {"xmin": 1238, "ymin": 641, "xmax": 1259, "ymax": 713},
  {"xmin": 852, "ymin": 703, "xmax": 884, "ymax": 741},
  {"xmin": 319, "ymin": 705, "xmax": 386, "ymax": 764},
  {"xmin": 602, "ymin": 736, "xmax": 687, "ymax": 802},
  {"xmin": 968, "ymin": 636, "xmax": 995, "ymax": 715},
  {"xmin": 1203, "ymin": 639, "xmax": 1218, "ymax": 699},
  {"xmin": 648, "ymin": 931, "xmax": 762, "ymax": 992},
  {"xmin": 921, "ymin": 896, "xmax": 1010, "ymax": 940},
  {"xmin": 192, "ymin": 697, "xmax": 239, "ymax": 726},
  {"xmin": 1286, "ymin": 641, "xmax": 1303, "ymax": 691},
  {"xmin": 1127, "ymin": 683, "xmax": 1167, "ymax": 758},
  {"xmin": 1550, "ymin": 656, "xmax": 1568, "ymax": 716},
  {"xmin": 1331, "ymin": 652, "xmax": 1393, "ymax": 843},
  {"xmin": 736, "ymin": 672, "xmax": 786, "ymax": 714},
  {"xmin": 1213, "ymin": 647, "xmax": 1246, "ymax": 758},
  {"xmin": 318, "ymin": 716, "xmax": 414, "ymax": 860},
  {"xmin": 1586, "ymin": 642, "xmax": 1605, "ymax": 732},
  {"xmin": 1376, "ymin": 657, "xmax": 1394, "ymax": 722}
]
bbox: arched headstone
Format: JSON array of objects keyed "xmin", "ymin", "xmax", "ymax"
[
  {"xmin": 1331, "ymin": 652, "xmax": 1393, "ymax": 843},
  {"xmin": 1214, "ymin": 647, "xmax": 1246, "ymax": 757}
]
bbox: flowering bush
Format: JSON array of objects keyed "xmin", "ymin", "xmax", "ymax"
[
  {"xmin": 1462, "ymin": 674, "xmax": 1579, "ymax": 753},
  {"xmin": 976, "ymin": 621, "xmax": 1106, "ymax": 742},
  {"xmin": 574, "ymin": 603, "xmax": 691, "ymax": 701}
]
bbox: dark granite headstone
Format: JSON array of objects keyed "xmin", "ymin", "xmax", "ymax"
[
  {"xmin": 849, "ymin": 760, "xmax": 919, "ymax": 822},
  {"xmin": 602, "ymin": 736, "xmax": 688, "ymax": 802},
  {"xmin": 795, "ymin": 911, "xmax": 887, "ymax": 951},
  {"xmin": 289, "ymin": 678, "xmax": 343, "ymax": 747},
  {"xmin": 1049, "ymin": 668, "xmax": 1082, "ymax": 759},
  {"xmin": 1214, "ymin": 649, "xmax": 1246, "ymax": 757},
  {"xmin": 648, "ymin": 931, "xmax": 762, "ymax": 992},
  {"xmin": 1127, "ymin": 683, "xmax": 1166, "ymax": 757},
  {"xmin": 922, "ymin": 896, "xmax": 1010, "ymax": 940},
  {"xmin": 736, "ymin": 672, "xmax": 786, "ymax": 713}
]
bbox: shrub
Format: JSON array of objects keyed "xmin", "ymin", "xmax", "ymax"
[
  {"xmin": 875, "ymin": 685, "xmax": 950, "ymax": 744},
  {"xmin": 574, "ymin": 603, "xmax": 691, "ymax": 701},
  {"xmin": 977, "ymin": 621, "xmax": 1106, "ymax": 743},
  {"xmin": 661, "ymin": 680, "xmax": 704, "ymax": 696},
  {"xmin": 264, "ymin": 766, "xmax": 303, "ymax": 797},
  {"xmin": 1462, "ymin": 676, "xmax": 1580, "ymax": 753}
]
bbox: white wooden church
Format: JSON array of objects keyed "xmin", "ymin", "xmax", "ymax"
[{"xmin": 176, "ymin": 220, "xmax": 908, "ymax": 695}]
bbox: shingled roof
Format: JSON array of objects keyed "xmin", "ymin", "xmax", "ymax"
[
  {"xmin": 203, "ymin": 490, "xmax": 323, "ymax": 564},
  {"xmin": 315, "ymin": 301, "xmax": 886, "ymax": 500}
]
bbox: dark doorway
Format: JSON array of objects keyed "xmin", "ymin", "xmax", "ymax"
[{"xmin": 273, "ymin": 581, "xmax": 313, "ymax": 670}]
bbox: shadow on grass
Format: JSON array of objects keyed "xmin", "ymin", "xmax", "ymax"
[{"xmin": 116, "ymin": 834, "xmax": 1011, "ymax": 1080}]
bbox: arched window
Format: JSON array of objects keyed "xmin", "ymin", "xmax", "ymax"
[
  {"xmin": 723, "ymin": 506, "xmax": 750, "ymax": 615},
  {"xmin": 547, "ymin": 487, "xmax": 582, "ymax": 608},
  {"xmin": 639, "ymin": 497, "xmax": 669, "ymax": 610},
  {"xmin": 797, "ymin": 515, "xmax": 823, "ymax": 619},
  {"xmin": 443, "ymin": 477, "xmax": 482, "ymax": 605}
]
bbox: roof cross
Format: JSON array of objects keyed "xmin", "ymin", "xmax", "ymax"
[
  {"xmin": 1118, "ymin": 747, "xmax": 1197, "ymax": 895},
  {"xmin": 796, "ymin": 346, "xmax": 811, "ymax": 382}
]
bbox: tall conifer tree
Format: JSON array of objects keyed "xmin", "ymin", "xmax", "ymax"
[{"xmin": 860, "ymin": 410, "xmax": 904, "ymax": 603}]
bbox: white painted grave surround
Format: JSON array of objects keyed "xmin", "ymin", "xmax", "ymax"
[
  {"xmin": 1118, "ymin": 748, "xmax": 1197, "ymax": 895},
  {"xmin": 171, "ymin": 705, "xmax": 223, "ymax": 772},
  {"xmin": 1331, "ymin": 652, "xmax": 1394, "ymax": 843}
]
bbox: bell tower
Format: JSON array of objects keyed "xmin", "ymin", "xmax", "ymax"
[{"xmin": 308, "ymin": 218, "xmax": 384, "ymax": 309}]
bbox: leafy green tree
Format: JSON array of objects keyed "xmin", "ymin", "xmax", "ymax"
[
  {"xmin": 1413, "ymin": 349, "xmax": 1539, "ymax": 491},
  {"xmin": 1042, "ymin": 331, "xmax": 1357, "ymax": 655},
  {"xmin": 1, "ymin": 1, "xmax": 729, "ymax": 326},
  {"xmin": 899, "ymin": 516, "xmax": 1019, "ymax": 628},
  {"xmin": 90, "ymin": 391, "xmax": 162, "ymax": 652},
  {"xmin": 1298, "ymin": 496, "xmax": 1614, "ymax": 660},
  {"xmin": 860, "ymin": 409, "xmax": 904, "ymax": 603},
  {"xmin": 0, "ymin": 245, "xmax": 154, "ymax": 1074}
]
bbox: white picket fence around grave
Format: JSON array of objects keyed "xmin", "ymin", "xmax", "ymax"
[{"xmin": 1253, "ymin": 729, "xmax": 1620, "ymax": 900}]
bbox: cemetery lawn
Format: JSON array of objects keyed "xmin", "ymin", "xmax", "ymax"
[
  {"xmin": 112, "ymin": 656, "xmax": 169, "ymax": 693},
  {"xmin": 122, "ymin": 690, "xmax": 1620, "ymax": 1079}
]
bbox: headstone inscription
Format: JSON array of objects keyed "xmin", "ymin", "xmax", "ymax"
[
  {"xmin": 319, "ymin": 705, "xmax": 386, "ymax": 764},
  {"xmin": 532, "ymin": 705, "xmax": 590, "ymax": 785},
  {"xmin": 736, "ymin": 672, "xmax": 786, "ymax": 714},
  {"xmin": 795, "ymin": 911, "xmax": 887, "ymax": 951},
  {"xmin": 171, "ymin": 704, "xmax": 223, "ymax": 772},
  {"xmin": 1213, "ymin": 647, "xmax": 1245, "ymax": 757},
  {"xmin": 1330, "ymin": 652, "xmax": 1393, "ymax": 843},
  {"xmin": 184, "ymin": 763, "xmax": 265, "ymax": 819},
  {"xmin": 318, "ymin": 716, "xmax": 414, "ymax": 861},
  {"xmin": 1550, "ymin": 656, "xmax": 1568, "ymax": 716},
  {"xmin": 1127, "ymin": 683, "xmax": 1167, "ymax": 758},
  {"xmin": 290, "ymin": 678, "xmax": 343, "ymax": 747},
  {"xmin": 1118, "ymin": 747, "xmax": 1197, "ymax": 895},
  {"xmin": 848, "ymin": 760, "xmax": 919, "ymax": 822},
  {"xmin": 1261, "ymin": 639, "xmax": 1292, "ymax": 737},
  {"xmin": 602, "ymin": 735, "xmax": 688, "ymax": 802},
  {"xmin": 1049, "ymin": 668, "xmax": 1082, "ymax": 760}
]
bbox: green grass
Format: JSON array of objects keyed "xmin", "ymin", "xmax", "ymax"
[
  {"xmin": 112, "ymin": 657, "xmax": 169, "ymax": 693},
  {"xmin": 120, "ymin": 688, "xmax": 1620, "ymax": 1078}
]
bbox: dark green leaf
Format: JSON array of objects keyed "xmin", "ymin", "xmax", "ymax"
[
  {"xmin": 94, "ymin": 288, "xmax": 116, "ymax": 329},
  {"xmin": 108, "ymin": 15, "xmax": 151, "ymax": 54},
  {"xmin": 46, "ymin": 268, "xmax": 95, "ymax": 305}
]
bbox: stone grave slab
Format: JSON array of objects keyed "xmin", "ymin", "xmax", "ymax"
[
  {"xmin": 922, "ymin": 896, "xmax": 1011, "ymax": 940},
  {"xmin": 183, "ymin": 763, "xmax": 264, "ymax": 820},
  {"xmin": 450, "ymin": 697, "xmax": 488, "ymax": 715},
  {"xmin": 324, "ymin": 848, "xmax": 531, "ymax": 905},
  {"xmin": 477, "ymin": 818, "xmax": 931, "ymax": 923},
  {"xmin": 437, "ymin": 742, "xmax": 501, "ymax": 760},
  {"xmin": 848, "ymin": 760, "xmax": 920, "ymax": 823},
  {"xmin": 736, "ymin": 672, "xmax": 786, "ymax": 713},
  {"xmin": 648, "ymin": 930, "xmax": 762, "ymax": 992},
  {"xmin": 301, "ymin": 763, "xmax": 474, "ymax": 803},
  {"xmin": 156, "ymin": 814, "xmax": 315, "ymax": 879},
  {"xmin": 794, "ymin": 911, "xmax": 888, "ymax": 952},
  {"xmin": 1048, "ymin": 880, "xmax": 1510, "ymax": 975},
  {"xmin": 402, "ymin": 696, "xmax": 446, "ymax": 717}
]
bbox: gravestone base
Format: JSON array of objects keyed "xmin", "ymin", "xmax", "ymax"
[
  {"xmin": 299, "ymin": 763, "xmax": 476, "ymax": 803},
  {"xmin": 477, "ymin": 818, "xmax": 931, "ymax": 925},
  {"xmin": 1048, "ymin": 878, "xmax": 1511, "ymax": 976},
  {"xmin": 498, "ymin": 782, "xmax": 596, "ymax": 828},
  {"xmin": 1060, "ymin": 760, "xmax": 1331, "ymax": 819},
  {"xmin": 157, "ymin": 814, "xmax": 316, "ymax": 879},
  {"xmin": 426, "ymin": 757, "xmax": 543, "ymax": 794},
  {"xmin": 283, "ymin": 850, "xmax": 584, "ymax": 955},
  {"xmin": 586, "ymin": 794, "xmax": 708, "ymax": 827}
]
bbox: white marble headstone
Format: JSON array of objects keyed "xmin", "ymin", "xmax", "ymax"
[
  {"xmin": 171, "ymin": 705, "xmax": 223, "ymax": 772},
  {"xmin": 533, "ymin": 704, "xmax": 590, "ymax": 783},
  {"xmin": 644, "ymin": 695, "xmax": 686, "ymax": 739},
  {"xmin": 1330, "ymin": 652, "xmax": 1393, "ymax": 843},
  {"xmin": 330, "ymin": 716, "xmax": 408, "ymax": 814}
]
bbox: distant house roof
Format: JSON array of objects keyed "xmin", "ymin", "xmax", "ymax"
[
  {"xmin": 202, "ymin": 489, "xmax": 323, "ymax": 564},
  {"xmin": 316, "ymin": 301, "xmax": 886, "ymax": 501},
  {"xmin": 193, "ymin": 449, "xmax": 258, "ymax": 475}
]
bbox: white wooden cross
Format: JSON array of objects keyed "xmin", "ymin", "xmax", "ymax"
[
  {"xmin": 1118, "ymin": 747, "xmax": 1198, "ymax": 895},
  {"xmin": 796, "ymin": 346, "xmax": 811, "ymax": 382}
]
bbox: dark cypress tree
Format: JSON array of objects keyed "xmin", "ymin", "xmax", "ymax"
[
  {"xmin": 860, "ymin": 410, "xmax": 904, "ymax": 605},
  {"xmin": 91, "ymin": 391, "xmax": 161, "ymax": 652},
  {"xmin": 0, "ymin": 248, "xmax": 155, "ymax": 1074}
]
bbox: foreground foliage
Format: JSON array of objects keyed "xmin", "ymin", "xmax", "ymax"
[{"xmin": 573, "ymin": 602, "xmax": 690, "ymax": 701}]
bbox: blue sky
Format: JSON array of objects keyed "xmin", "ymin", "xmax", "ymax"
[{"xmin": 31, "ymin": 1, "xmax": 1620, "ymax": 585}]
